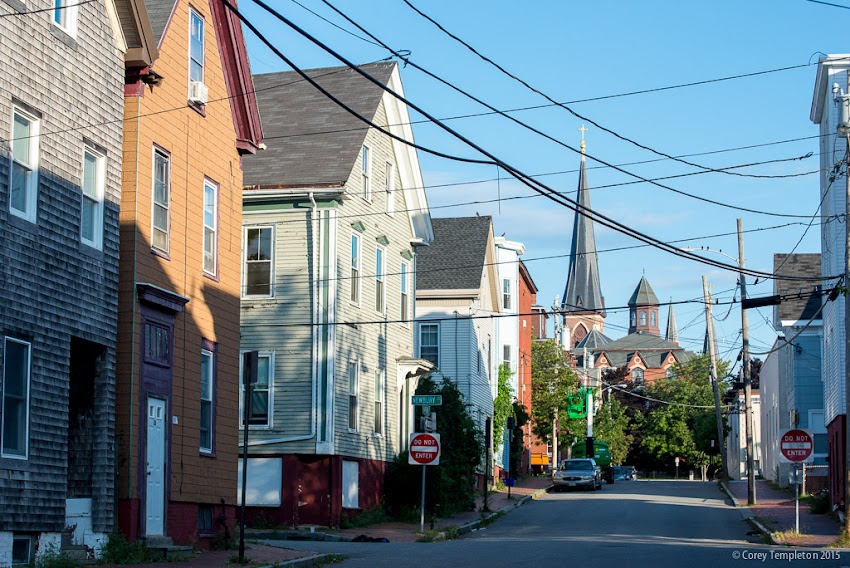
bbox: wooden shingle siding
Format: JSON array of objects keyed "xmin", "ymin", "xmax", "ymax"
[{"xmin": 0, "ymin": 0, "xmax": 124, "ymax": 534}]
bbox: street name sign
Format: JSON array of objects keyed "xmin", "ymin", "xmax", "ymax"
[
  {"xmin": 412, "ymin": 395, "xmax": 442, "ymax": 406},
  {"xmin": 779, "ymin": 429, "xmax": 814, "ymax": 463},
  {"xmin": 409, "ymin": 433, "xmax": 441, "ymax": 465}
]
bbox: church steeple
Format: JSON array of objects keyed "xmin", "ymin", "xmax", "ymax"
[
  {"xmin": 561, "ymin": 128, "xmax": 605, "ymax": 348},
  {"xmin": 628, "ymin": 276, "xmax": 660, "ymax": 335},
  {"xmin": 666, "ymin": 297, "xmax": 679, "ymax": 345}
]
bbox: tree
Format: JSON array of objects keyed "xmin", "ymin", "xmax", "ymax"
[
  {"xmin": 493, "ymin": 363, "xmax": 514, "ymax": 445},
  {"xmin": 593, "ymin": 397, "xmax": 633, "ymax": 465},
  {"xmin": 530, "ymin": 339, "xmax": 581, "ymax": 457}
]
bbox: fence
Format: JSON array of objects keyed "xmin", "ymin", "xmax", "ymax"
[{"xmin": 803, "ymin": 464, "xmax": 828, "ymax": 495}]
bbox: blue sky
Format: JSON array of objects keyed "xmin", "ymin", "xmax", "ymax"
[{"xmin": 238, "ymin": 0, "xmax": 848, "ymax": 368}]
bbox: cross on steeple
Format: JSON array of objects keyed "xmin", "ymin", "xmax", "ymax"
[{"xmin": 578, "ymin": 124, "xmax": 588, "ymax": 155}]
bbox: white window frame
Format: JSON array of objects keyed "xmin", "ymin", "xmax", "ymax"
[
  {"xmin": 80, "ymin": 147, "xmax": 105, "ymax": 250},
  {"xmin": 202, "ymin": 179, "xmax": 218, "ymax": 276},
  {"xmin": 375, "ymin": 246, "xmax": 386, "ymax": 315},
  {"xmin": 503, "ymin": 278, "xmax": 511, "ymax": 310},
  {"xmin": 361, "ymin": 145, "xmax": 371, "ymax": 201},
  {"xmin": 632, "ymin": 367, "xmax": 645, "ymax": 385},
  {"xmin": 188, "ymin": 9, "xmax": 205, "ymax": 90},
  {"xmin": 152, "ymin": 148, "xmax": 171, "ymax": 253},
  {"xmin": 243, "ymin": 226, "xmax": 274, "ymax": 298},
  {"xmin": 200, "ymin": 348, "xmax": 214, "ymax": 453},
  {"xmin": 400, "ymin": 261, "xmax": 410, "ymax": 327},
  {"xmin": 9, "ymin": 107, "xmax": 40, "ymax": 223},
  {"xmin": 53, "ymin": 0, "xmax": 79, "ymax": 37},
  {"xmin": 503, "ymin": 344, "xmax": 511, "ymax": 368},
  {"xmin": 1, "ymin": 337, "xmax": 32, "ymax": 459},
  {"xmin": 385, "ymin": 161, "xmax": 395, "ymax": 216},
  {"xmin": 419, "ymin": 323, "xmax": 439, "ymax": 368},
  {"xmin": 348, "ymin": 359, "xmax": 360, "ymax": 432},
  {"xmin": 350, "ymin": 233, "xmax": 361, "ymax": 305},
  {"xmin": 342, "ymin": 460, "xmax": 359, "ymax": 509},
  {"xmin": 374, "ymin": 369, "xmax": 384, "ymax": 436},
  {"xmin": 240, "ymin": 351, "xmax": 274, "ymax": 429}
]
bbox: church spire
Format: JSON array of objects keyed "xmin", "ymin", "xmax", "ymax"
[
  {"xmin": 561, "ymin": 130, "xmax": 605, "ymax": 317},
  {"xmin": 666, "ymin": 297, "xmax": 679, "ymax": 345}
]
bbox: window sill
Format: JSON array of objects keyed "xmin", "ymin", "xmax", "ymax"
[
  {"xmin": 49, "ymin": 23, "xmax": 78, "ymax": 49},
  {"xmin": 7, "ymin": 212, "xmax": 37, "ymax": 232},
  {"xmin": 200, "ymin": 450, "xmax": 216, "ymax": 458},
  {"xmin": 188, "ymin": 101, "xmax": 207, "ymax": 117},
  {"xmin": 151, "ymin": 247, "xmax": 170, "ymax": 261},
  {"xmin": 203, "ymin": 270, "xmax": 219, "ymax": 284}
]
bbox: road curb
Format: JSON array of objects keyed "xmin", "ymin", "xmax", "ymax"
[
  {"xmin": 435, "ymin": 484, "xmax": 553, "ymax": 541},
  {"xmin": 256, "ymin": 553, "xmax": 337, "ymax": 568},
  {"xmin": 719, "ymin": 481, "xmax": 780, "ymax": 545}
]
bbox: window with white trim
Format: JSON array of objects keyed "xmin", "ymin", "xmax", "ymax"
[
  {"xmin": 81, "ymin": 147, "xmax": 104, "ymax": 249},
  {"xmin": 375, "ymin": 246, "xmax": 385, "ymax": 314},
  {"xmin": 350, "ymin": 234, "xmax": 361, "ymax": 304},
  {"xmin": 348, "ymin": 360, "xmax": 359, "ymax": 431},
  {"xmin": 152, "ymin": 149, "xmax": 170, "ymax": 252},
  {"xmin": 200, "ymin": 348, "xmax": 214, "ymax": 453},
  {"xmin": 374, "ymin": 369, "xmax": 384, "ymax": 435},
  {"xmin": 189, "ymin": 10, "xmax": 205, "ymax": 85},
  {"xmin": 419, "ymin": 323, "xmax": 439, "ymax": 367},
  {"xmin": 385, "ymin": 161, "xmax": 394, "ymax": 215},
  {"xmin": 242, "ymin": 352, "xmax": 273, "ymax": 427},
  {"xmin": 400, "ymin": 261, "xmax": 410, "ymax": 324},
  {"xmin": 632, "ymin": 367, "xmax": 645, "ymax": 386},
  {"xmin": 53, "ymin": 0, "xmax": 79, "ymax": 37},
  {"xmin": 2, "ymin": 337, "xmax": 31, "ymax": 458},
  {"xmin": 503, "ymin": 345, "xmax": 511, "ymax": 368},
  {"xmin": 202, "ymin": 180, "xmax": 218, "ymax": 275},
  {"xmin": 9, "ymin": 107, "xmax": 39, "ymax": 222},
  {"xmin": 244, "ymin": 226, "xmax": 273, "ymax": 297},
  {"xmin": 503, "ymin": 278, "xmax": 511, "ymax": 310},
  {"xmin": 361, "ymin": 145, "xmax": 371, "ymax": 201}
]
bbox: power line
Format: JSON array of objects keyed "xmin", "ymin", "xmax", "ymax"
[
  {"xmin": 232, "ymin": 0, "xmax": 836, "ymax": 282},
  {"xmin": 0, "ymin": 0, "xmax": 96, "ymax": 18},
  {"xmin": 804, "ymin": 0, "xmax": 850, "ymax": 9}
]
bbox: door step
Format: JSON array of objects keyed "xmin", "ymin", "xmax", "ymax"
[{"xmin": 143, "ymin": 538, "xmax": 194, "ymax": 561}]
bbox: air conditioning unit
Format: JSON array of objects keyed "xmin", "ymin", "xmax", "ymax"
[{"xmin": 188, "ymin": 81, "xmax": 209, "ymax": 105}]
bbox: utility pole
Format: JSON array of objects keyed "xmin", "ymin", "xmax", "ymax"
[
  {"xmin": 702, "ymin": 276, "xmax": 729, "ymax": 480},
  {"xmin": 738, "ymin": 218, "xmax": 756, "ymax": 505}
]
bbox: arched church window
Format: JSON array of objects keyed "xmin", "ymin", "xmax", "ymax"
[
  {"xmin": 640, "ymin": 312, "xmax": 646, "ymax": 326},
  {"xmin": 632, "ymin": 367, "xmax": 644, "ymax": 386},
  {"xmin": 650, "ymin": 312, "xmax": 656, "ymax": 327},
  {"xmin": 630, "ymin": 311, "xmax": 636, "ymax": 326},
  {"xmin": 573, "ymin": 324, "xmax": 588, "ymax": 345}
]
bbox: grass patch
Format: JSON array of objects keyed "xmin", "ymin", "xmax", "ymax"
[
  {"xmin": 416, "ymin": 530, "xmax": 442, "ymax": 543},
  {"xmin": 477, "ymin": 511, "xmax": 505, "ymax": 528},
  {"xmin": 829, "ymin": 530, "xmax": 850, "ymax": 548},
  {"xmin": 773, "ymin": 529, "xmax": 801, "ymax": 543}
]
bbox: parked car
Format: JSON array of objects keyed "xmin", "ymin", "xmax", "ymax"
[
  {"xmin": 552, "ymin": 458, "xmax": 602, "ymax": 491},
  {"xmin": 612, "ymin": 465, "xmax": 637, "ymax": 480}
]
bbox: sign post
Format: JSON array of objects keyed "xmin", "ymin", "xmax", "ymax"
[
  {"xmin": 779, "ymin": 429, "xmax": 814, "ymax": 534},
  {"xmin": 409, "ymin": 433, "xmax": 441, "ymax": 532}
]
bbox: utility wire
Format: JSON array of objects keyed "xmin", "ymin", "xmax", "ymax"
[
  {"xmin": 0, "ymin": 0, "xmax": 96, "ymax": 17},
  {"xmin": 804, "ymin": 0, "xmax": 850, "ymax": 9}
]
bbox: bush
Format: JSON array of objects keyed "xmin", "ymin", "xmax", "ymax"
[
  {"xmin": 35, "ymin": 546, "xmax": 81, "ymax": 568},
  {"xmin": 98, "ymin": 532, "xmax": 156, "ymax": 565},
  {"xmin": 808, "ymin": 490, "xmax": 831, "ymax": 514},
  {"xmin": 340, "ymin": 505, "xmax": 390, "ymax": 529}
]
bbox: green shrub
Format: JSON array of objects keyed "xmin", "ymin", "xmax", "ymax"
[
  {"xmin": 339, "ymin": 505, "xmax": 390, "ymax": 529},
  {"xmin": 98, "ymin": 532, "xmax": 155, "ymax": 565},
  {"xmin": 35, "ymin": 545, "xmax": 81, "ymax": 568}
]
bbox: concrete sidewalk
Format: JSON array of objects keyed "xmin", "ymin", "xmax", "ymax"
[{"xmin": 723, "ymin": 479, "xmax": 841, "ymax": 547}]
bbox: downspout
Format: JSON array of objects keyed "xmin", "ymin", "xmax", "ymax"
[{"xmin": 247, "ymin": 193, "xmax": 318, "ymax": 446}]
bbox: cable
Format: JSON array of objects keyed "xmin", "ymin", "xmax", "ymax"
[
  {"xmin": 399, "ymin": 0, "xmax": 819, "ymax": 180},
  {"xmin": 602, "ymin": 380, "xmax": 726, "ymax": 410},
  {"xmin": 804, "ymin": 0, "xmax": 850, "ymax": 8},
  {"xmin": 233, "ymin": 0, "xmax": 835, "ymax": 281},
  {"xmin": 0, "ymin": 0, "xmax": 96, "ymax": 17},
  {"xmin": 287, "ymin": 0, "xmax": 385, "ymax": 48}
]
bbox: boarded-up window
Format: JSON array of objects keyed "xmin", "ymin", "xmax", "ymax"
[{"xmin": 342, "ymin": 460, "xmax": 359, "ymax": 509}]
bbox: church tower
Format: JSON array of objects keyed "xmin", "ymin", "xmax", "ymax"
[
  {"xmin": 628, "ymin": 276, "xmax": 660, "ymax": 335},
  {"xmin": 561, "ymin": 127, "xmax": 605, "ymax": 349},
  {"xmin": 666, "ymin": 298, "xmax": 679, "ymax": 345}
]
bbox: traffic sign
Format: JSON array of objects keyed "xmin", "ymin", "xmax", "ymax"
[
  {"xmin": 408, "ymin": 433, "xmax": 441, "ymax": 465},
  {"xmin": 779, "ymin": 429, "xmax": 814, "ymax": 463},
  {"xmin": 412, "ymin": 395, "xmax": 442, "ymax": 406}
]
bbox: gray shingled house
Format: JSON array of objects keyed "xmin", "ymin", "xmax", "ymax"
[
  {"xmin": 239, "ymin": 62, "xmax": 433, "ymax": 527},
  {"xmin": 0, "ymin": 1, "xmax": 155, "ymax": 564}
]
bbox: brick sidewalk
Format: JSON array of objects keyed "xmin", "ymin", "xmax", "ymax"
[
  {"xmin": 725, "ymin": 480, "xmax": 841, "ymax": 547},
  {"xmin": 98, "ymin": 544, "xmax": 315, "ymax": 568}
]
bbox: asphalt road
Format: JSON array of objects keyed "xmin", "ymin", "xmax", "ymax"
[{"xmin": 263, "ymin": 481, "xmax": 848, "ymax": 568}]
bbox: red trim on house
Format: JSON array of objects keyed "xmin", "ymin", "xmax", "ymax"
[
  {"xmin": 209, "ymin": 0, "xmax": 263, "ymax": 155},
  {"xmin": 828, "ymin": 415, "xmax": 845, "ymax": 509}
]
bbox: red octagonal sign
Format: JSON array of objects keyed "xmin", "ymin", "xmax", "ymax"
[
  {"xmin": 409, "ymin": 433, "xmax": 441, "ymax": 466},
  {"xmin": 779, "ymin": 429, "xmax": 814, "ymax": 463}
]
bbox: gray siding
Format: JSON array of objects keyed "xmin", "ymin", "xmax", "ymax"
[{"xmin": 0, "ymin": 2, "xmax": 124, "ymax": 533}]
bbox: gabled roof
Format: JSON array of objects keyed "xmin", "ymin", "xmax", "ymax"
[
  {"xmin": 628, "ymin": 276, "xmax": 659, "ymax": 306},
  {"xmin": 773, "ymin": 253, "xmax": 823, "ymax": 323},
  {"xmin": 600, "ymin": 331, "xmax": 683, "ymax": 353},
  {"xmin": 562, "ymin": 155, "xmax": 605, "ymax": 315},
  {"xmin": 417, "ymin": 217, "xmax": 493, "ymax": 291},
  {"xmin": 243, "ymin": 62, "xmax": 396, "ymax": 188},
  {"xmin": 575, "ymin": 328, "xmax": 612, "ymax": 350},
  {"xmin": 142, "ymin": 0, "xmax": 175, "ymax": 46}
]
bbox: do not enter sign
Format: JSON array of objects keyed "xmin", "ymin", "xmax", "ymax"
[
  {"xmin": 779, "ymin": 429, "xmax": 814, "ymax": 463},
  {"xmin": 409, "ymin": 433, "xmax": 441, "ymax": 465}
]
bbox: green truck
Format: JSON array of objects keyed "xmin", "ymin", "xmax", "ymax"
[{"xmin": 571, "ymin": 441, "xmax": 614, "ymax": 483}]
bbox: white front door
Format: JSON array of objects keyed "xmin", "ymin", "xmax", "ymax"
[{"xmin": 145, "ymin": 397, "xmax": 166, "ymax": 536}]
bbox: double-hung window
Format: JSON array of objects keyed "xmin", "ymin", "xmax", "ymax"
[
  {"xmin": 419, "ymin": 323, "xmax": 439, "ymax": 368},
  {"xmin": 374, "ymin": 369, "xmax": 384, "ymax": 435},
  {"xmin": 503, "ymin": 278, "xmax": 511, "ymax": 310},
  {"xmin": 375, "ymin": 246, "xmax": 385, "ymax": 314},
  {"xmin": 244, "ymin": 227, "xmax": 273, "ymax": 297},
  {"xmin": 10, "ymin": 108, "xmax": 39, "ymax": 222},
  {"xmin": 81, "ymin": 147, "xmax": 105, "ymax": 249},
  {"xmin": 202, "ymin": 180, "xmax": 218, "ymax": 276},
  {"xmin": 503, "ymin": 345, "xmax": 511, "ymax": 368},
  {"xmin": 348, "ymin": 360, "xmax": 359, "ymax": 431},
  {"xmin": 350, "ymin": 234, "xmax": 361, "ymax": 304},
  {"xmin": 385, "ymin": 162, "xmax": 394, "ymax": 216},
  {"xmin": 242, "ymin": 352, "xmax": 272, "ymax": 427},
  {"xmin": 361, "ymin": 145, "xmax": 371, "ymax": 201},
  {"xmin": 2, "ymin": 337, "xmax": 31, "ymax": 458},
  {"xmin": 53, "ymin": 0, "xmax": 78, "ymax": 37},
  {"xmin": 189, "ymin": 10, "xmax": 205, "ymax": 85},
  {"xmin": 200, "ymin": 347, "xmax": 215, "ymax": 453},
  {"xmin": 152, "ymin": 149, "xmax": 170, "ymax": 252},
  {"xmin": 400, "ymin": 262, "xmax": 410, "ymax": 324}
]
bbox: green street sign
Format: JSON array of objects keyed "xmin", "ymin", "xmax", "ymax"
[{"xmin": 412, "ymin": 395, "xmax": 442, "ymax": 406}]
